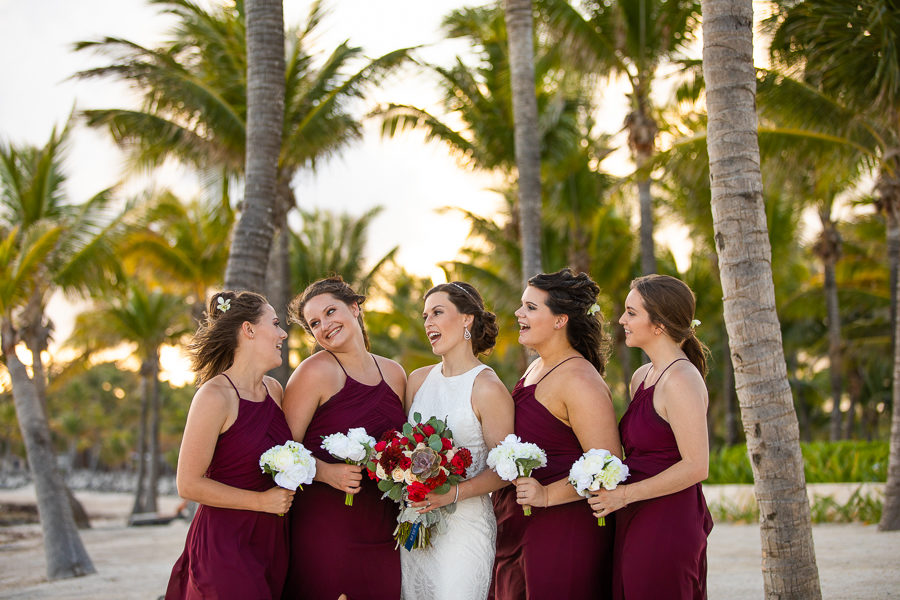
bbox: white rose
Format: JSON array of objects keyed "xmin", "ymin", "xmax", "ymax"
[
  {"xmin": 391, "ymin": 467, "xmax": 406, "ymax": 483},
  {"xmin": 347, "ymin": 427, "xmax": 375, "ymax": 446},
  {"xmin": 271, "ymin": 446, "xmax": 296, "ymax": 472},
  {"xmin": 496, "ymin": 459, "xmax": 518, "ymax": 482},
  {"xmin": 275, "ymin": 462, "xmax": 314, "ymax": 490},
  {"xmin": 376, "ymin": 463, "xmax": 387, "ymax": 480},
  {"xmin": 344, "ymin": 441, "xmax": 368, "ymax": 463}
]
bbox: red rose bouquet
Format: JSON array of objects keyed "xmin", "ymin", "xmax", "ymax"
[{"xmin": 366, "ymin": 412, "xmax": 472, "ymax": 550}]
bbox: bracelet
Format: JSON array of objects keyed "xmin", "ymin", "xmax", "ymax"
[{"xmin": 453, "ymin": 484, "xmax": 460, "ymax": 504}]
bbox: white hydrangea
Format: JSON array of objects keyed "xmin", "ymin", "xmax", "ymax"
[
  {"xmin": 260, "ymin": 441, "xmax": 316, "ymax": 491},
  {"xmin": 568, "ymin": 449, "xmax": 629, "ymax": 497},
  {"xmin": 487, "ymin": 433, "xmax": 548, "ymax": 481},
  {"xmin": 322, "ymin": 428, "xmax": 376, "ymax": 464}
]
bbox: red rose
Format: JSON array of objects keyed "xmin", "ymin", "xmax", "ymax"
[
  {"xmin": 413, "ymin": 433, "xmax": 425, "ymax": 443},
  {"xmin": 450, "ymin": 450, "xmax": 472, "ymax": 476},
  {"xmin": 441, "ymin": 437, "xmax": 452, "ymax": 450},
  {"xmin": 399, "ymin": 456, "xmax": 412, "ymax": 470},
  {"xmin": 456, "ymin": 447, "xmax": 473, "ymax": 468},
  {"xmin": 407, "ymin": 482, "xmax": 429, "ymax": 502},
  {"xmin": 425, "ymin": 470, "xmax": 448, "ymax": 489},
  {"xmin": 400, "ymin": 437, "xmax": 410, "ymax": 446},
  {"xmin": 374, "ymin": 440, "xmax": 387, "ymax": 452},
  {"xmin": 440, "ymin": 454, "xmax": 448, "ymax": 466},
  {"xmin": 366, "ymin": 467, "xmax": 377, "ymax": 480},
  {"xmin": 422, "ymin": 424, "xmax": 436, "ymax": 436}
]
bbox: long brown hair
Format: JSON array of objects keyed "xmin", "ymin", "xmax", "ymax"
[
  {"xmin": 288, "ymin": 276, "xmax": 369, "ymax": 350},
  {"xmin": 631, "ymin": 274, "xmax": 708, "ymax": 378},
  {"xmin": 528, "ymin": 268, "xmax": 610, "ymax": 375},
  {"xmin": 188, "ymin": 291, "xmax": 268, "ymax": 385}
]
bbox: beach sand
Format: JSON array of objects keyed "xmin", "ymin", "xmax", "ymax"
[{"xmin": 0, "ymin": 485, "xmax": 898, "ymax": 599}]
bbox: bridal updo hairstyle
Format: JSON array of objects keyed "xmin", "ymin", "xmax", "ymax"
[
  {"xmin": 425, "ymin": 281, "xmax": 499, "ymax": 355},
  {"xmin": 188, "ymin": 290, "xmax": 268, "ymax": 385},
  {"xmin": 630, "ymin": 274, "xmax": 708, "ymax": 378},
  {"xmin": 288, "ymin": 276, "xmax": 370, "ymax": 350},
  {"xmin": 528, "ymin": 268, "xmax": 611, "ymax": 376}
]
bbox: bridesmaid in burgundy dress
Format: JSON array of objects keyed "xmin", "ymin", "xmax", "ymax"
[
  {"xmin": 491, "ymin": 268, "xmax": 620, "ymax": 600},
  {"xmin": 166, "ymin": 291, "xmax": 295, "ymax": 600},
  {"xmin": 588, "ymin": 274, "xmax": 714, "ymax": 600},
  {"xmin": 281, "ymin": 277, "xmax": 407, "ymax": 600}
]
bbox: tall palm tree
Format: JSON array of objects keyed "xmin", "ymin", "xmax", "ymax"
[
  {"xmin": 766, "ymin": 0, "xmax": 900, "ymax": 530},
  {"xmin": 0, "ymin": 223, "xmax": 95, "ymax": 579},
  {"xmin": 503, "ymin": 0, "xmax": 544, "ymax": 283},
  {"xmin": 67, "ymin": 285, "xmax": 191, "ymax": 517},
  {"xmin": 701, "ymin": 0, "xmax": 821, "ymax": 596},
  {"xmin": 541, "ymin": 0, "xmax": 702, "ymax": 275},
  {"xmin": 225, "ymin": 0, "xmax": 284, "ymax": 292}
]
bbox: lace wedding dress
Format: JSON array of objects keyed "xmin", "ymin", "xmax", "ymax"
[{"xmin": 401, "ymin": 364, "xmax": 497, "ymax": 600}]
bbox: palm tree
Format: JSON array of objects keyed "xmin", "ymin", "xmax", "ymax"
[
  {"xmin": 701, "ymin": 0, "xmax": 821, "ymax": 596},
  {"xmin": 225, "ymin": 0, "xmax": 285, "ymax": 292},
  {"xmin": 67, "ymin": 285, "xmax": 191, "ymax": 517},
  {"xmin": 503, "ymin": 0, "xmax": 544, "ymax": 283},
  {"xmin": 541, "ymin": 0, "xmax": 702, "ymax": 275},
  {"xmin": 766, "ymin": 0, "xmax": 900, "ymax": 532},
  {"xmin": 0, "ymin": 223, "xmax": 95, "ymax": 579}
]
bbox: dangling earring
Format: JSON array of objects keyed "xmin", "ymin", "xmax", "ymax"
[{"xmin": 464, "ymin": 325, "xmax": 472, "ymax": 340}]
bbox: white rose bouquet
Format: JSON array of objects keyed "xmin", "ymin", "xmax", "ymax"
[
  {"xmin": 487, "ymin": 433, "xmax": 547, "ymax": 516},
  {"xmin": 568, "ymin": 448, "xmax": 629, "ymax": 526},
  {"xmin": 321, "ymin": 427, "xmax": 377, "ymax": 506},
  {"xmin": 259, "ymin": 440, "xmax": 316, "ymax": 493}
]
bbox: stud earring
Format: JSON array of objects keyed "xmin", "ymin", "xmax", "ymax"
[{"xmin": 464, "ymin": 325, "xmax": 472, "ymax": 340}]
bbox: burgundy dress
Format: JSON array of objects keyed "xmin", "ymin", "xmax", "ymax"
[
  {"xmin": 491, "ymin": 359, "xmax": 613, "ymax": 600},
  {"xmin": 166, "ymin": 376, "xmax": 292, "ymax": 600},
  {"xmin": 613, "ymin": 358, "xmax": 714, "ymax": 600},
  {"xmin": 282, "ymin": 353, "xmax": 405, "ymax": 600}
]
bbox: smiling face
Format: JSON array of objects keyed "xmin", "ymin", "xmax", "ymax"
[
  {"xmin": 422, "ymin": 291, "xmax": 471, "ymax": 356},
  {"xmin": 619, "ymin": 289, "xmax": 656, "ymax": 349},
  {"xmin": 513, "ymin": 285, "xmax": 559, "ymax": 349},
  {"xmin": 249, "ymin": 304, "xmax": 288, "ymax": 369},
  {"xmin": 302, "ymin": 293, "xmax": 361, "ymax": 350}
]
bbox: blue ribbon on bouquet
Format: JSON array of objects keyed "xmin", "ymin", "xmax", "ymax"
[{"xmin": 403, "ymin": 522, "xmax": 421, "ymax": 551}]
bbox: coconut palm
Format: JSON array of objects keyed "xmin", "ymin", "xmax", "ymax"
[
  {"xmin": 503, "ymin": 0, "xmax": 544, "ymax": 283},
  {"xmin": 540, "ymin": 0, "xmax": 702, "ymax": 274},
  {"xmin": 702, "ymin": 0, "xmax": 821, "ymax": 596},
  {"xmin": 66, "ymin": 284, "xmax": 191, "ymax": 517},
  {"xmin": 0, "ymin": 223, "xmax": 95, "ymax": 579}
]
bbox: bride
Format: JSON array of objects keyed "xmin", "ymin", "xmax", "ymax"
[{"xmin": 401, "ymin": 281, "xmax": 514, "ymax": 600}]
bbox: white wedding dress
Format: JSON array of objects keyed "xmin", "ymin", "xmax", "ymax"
[{"xmin": 401, "ymin": 364, "xmax": 497, "ymax": 600}]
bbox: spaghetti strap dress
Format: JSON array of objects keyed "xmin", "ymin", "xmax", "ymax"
[
  {"xmin": 165, "ymin": 375, "xmax": 292, "ymax": 600},
  {"xmin": 282, "ymin": 352, "xmax": 406, "ymax": 600},
  {"xmin": 490, "ymin": 358, "xmax": 613, "ymax": 600},
  {"xmin": 612, "ymin": 358, "xmax": 714, "ymax": 600}
]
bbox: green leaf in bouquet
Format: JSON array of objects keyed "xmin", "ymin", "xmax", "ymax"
[
  {"xmin": 428, "ymin": 434, "xmax": 443, "ymax": 452},
  {"xmin": 377, "ymin": 479, "xmax": 394, "ymax": 492},
  {"xmin": 402, "ymin": 423, "xmax": 414, "ymax": 438},
  {"xmin": 517, "ymin": 458, "xmax": 544, "ymax": 476},
  {"xmin": 387, "ymin": 484, "xmax": 403, "ymax": 502},
  {"xmin": 432, "ymin": 419, "xmax": 446, "ymax": 434},
  {"xmin": 433, "ymin": 483, "xmax": 451, "ymax": 495},
  {"xmin": 413, "ymin": 412, "xmax": 422, "ymax": 423}
]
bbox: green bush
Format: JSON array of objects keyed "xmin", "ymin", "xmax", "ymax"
[
  {"xmin": 710, "ymin": 486, "xmax": 882, "ymax": 524},
  {"xmin": 707, "ymin": 440, "xmax": 888, "ymax": 484}
]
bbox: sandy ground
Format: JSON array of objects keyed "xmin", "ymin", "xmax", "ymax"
[{"xmin": 0, "ymin": 485, "xmax": 898, "ymax": 599}]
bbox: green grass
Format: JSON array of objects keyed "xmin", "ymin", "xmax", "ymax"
[
  {"xmin": 709, "ymin": 485, "xmax": 883, "ymax": 524},
  {"xmin": 707, "ymin": 440, "xmax": 888, "ymax": 484}
]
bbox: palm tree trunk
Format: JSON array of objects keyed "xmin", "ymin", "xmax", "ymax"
[
  {"xmin": 723, "ymin": 339, "xmax": 738, "ymax": 445},
  {"xmin": 224, "ymin": 0, "xmax": 285, "ymax": 292},
  {"xmin": 878, "ymin": 161, "xmax": 900, "ymax": 530},
  {"xmin": 636, "ymin": 154, "xmax": 657, "ymax": 275},
  {"xmin": 880, "ymin": 232, "xmax": 900, "ymax": 529},
  {"xmin": 131, "ymin": 372, "xmax": 150, "ymax": 516},
  {"xmin": 702, "ymin": 1, "xmax": 821, "ymax": 596},
  {"xmin": 816, "ymin": 211, "xmax": 845, "ymax": 442},
  {"xmin": 503, "ymin": 0, "xmax": 543, "ymax": 285},
  {"xmin": 267, "ymin": 177, "xmax": 293, "ymax": 385},
  {"xmin": 1, "ymin": 319, "xmax": 95, "ymax": 579},
  {"xmin": 146, "ymin": 360, "xmax": 161, "ymax": 515}
]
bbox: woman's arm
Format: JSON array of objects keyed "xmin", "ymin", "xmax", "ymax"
[
  {"xmin": 175, "ymin": 385, "xmax": 294, "ymax": 514},
  {"xmin": 515, "ymin": 367, "xmax": 621, "ymax": 508},
  {"xmin": 589, "ymin": 365, "xmax": 708, "ymax": 518},
  {"xmin": 415, "ymin": 370, "xmax": 514, "ymax": 512}
]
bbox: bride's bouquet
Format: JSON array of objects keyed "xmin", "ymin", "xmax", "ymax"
[
  {"xmin": 568, "ymin": 448, "xmax": 629, "ymax": 526},
  {"xmin": 259, "ymin": 439, "xmax": 316, "ymax": 512},
  {"xmin": 487, "ymin": 434, "xmax": 547, "ymax": 515},
  {"xmin": 366, "ymin": 413, "xmax": 472, "ymax": 550},
  {"xmin": 322, "ymin": 427, "xmax": 377, "ymax": 506}
]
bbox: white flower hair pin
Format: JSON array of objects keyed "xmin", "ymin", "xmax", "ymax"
[
  {"xmin": 587, "ymin": 303, "xmax": 601, "ymax": 316},
  {"xmin": 690, "ymin": 319, "xmax": 701, "ymax": 329},
  {"xmin": 217, "ymin": 297, "xmax": 231, "ymax": 313}
]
